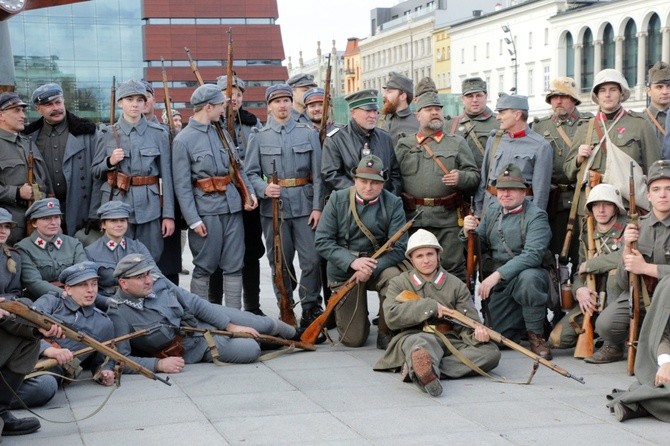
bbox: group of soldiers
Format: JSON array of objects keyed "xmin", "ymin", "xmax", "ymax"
[{"xmin": 2, "ymin": 59, "xmax": 670, "ymax": 439}]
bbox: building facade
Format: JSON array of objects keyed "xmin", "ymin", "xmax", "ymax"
[{"xmin": 286, "ymin": 40, "xmax": 345, "ymax": 98}]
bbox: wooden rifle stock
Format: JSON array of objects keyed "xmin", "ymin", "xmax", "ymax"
[
  {"xmin": 225, "ymin": 28, "xmax": 236, "ymax": 140},
  {"xmin": 109, "ymin": 75, "xmax": 116, "ymax": 125},
  {"xmin": 0, "ymin": 300, "xmax": 171, "ymax": 386},
  {"xmin": 465, "ymin": 196, "xmax": 476, "ymax": 293},
  {"xmin": 271, "ymin": 160, "xmax": 297, "ymax": 326},
  {"xmin": 160, "ymin": 58, "xmax": 176, "ymax": 138},
  {"xmin": 319, "ymin": 54, "xmax": 332, "ymax": 146},
  {"xmin": 574, "ymin": 213, "xmax": 597, "ymax": 358},
  {"xmin": 171, "ymin": 325, "xmax": 315, "ymax": 351},
  {"xmin": 627, "ymin": 161, "xmax": 641, "ymax": 375},
  {"xmin": 396, "ymin": 290, "xmax": 585, "ymax": 383},
  {"xmin": 25, "ymin": 152, "xmax": 35, "ymax": 236},
  {"xmin": 184, "ymin": 47, "xmax": 253, "ymax": 207},
  {"xmin": 300, "ymin": 210, "xmax": 423, "ymax": 345},
  {"xmin": 560, "ymin": 162, "xmax": 589, "ymax": 262}
]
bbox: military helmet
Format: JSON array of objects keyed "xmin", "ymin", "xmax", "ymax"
[
  {"xmin": 406, "ymin": 229, "xmax": 442, "ymax": 259},
  {"xmin": 591, "ymin": 69, "xmax": 630, "ymax": 104},
  {"xmin": 585, "ymin": 183, "xmax": 626, "ymax": 215}
]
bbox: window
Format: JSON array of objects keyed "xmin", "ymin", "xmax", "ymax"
[
  {"xmin": 543, "ymin": 65, "xmax": 550, "ymax": 91},
  {"xmin": 623, "ymin": 20, "xmax": 638, "ymax": 86},
  {"xmin": 499, "ymin": 39, "xmax": 503, "ymax": 56},
  {"xmin": 647, "ymin": 14, "xmax": 662, "ymax": 72},
  {"xmin": 544, "ymin": 28, "xmax": 549, "ymax": 46},
  {"xmin": 581, "ymin": 29, "xmax": 594, "ymax": 92},
  {"xmin": 486, "ymin": 42, "xmax": 490, "ymax": 59},
  {"xmin": 528, "ymin": 68, "xmax": 534, "ymax": 95},
  {"xmin": 529, "ymin": 31, "xmax": 533, "ymax": 49},
  {"xmin": 461, "ymin": 48, "xmax": 465, "ymax": 64},
  {"xmin": 566, "ymin": 32, "xmax": 574, "ymax": 79},
  {"xmin": 601, "ymin": 24, "xmax": 615, "ymax": 69},
  {"xmin": 473, "ymin": 45, "xmax": 477, "ymax": 62}
]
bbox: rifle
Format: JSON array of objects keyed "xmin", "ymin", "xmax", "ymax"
[
  {"xmin": 301, "ymin": 210, "xmax": 423, "ymax": 345},
  {"xmin": 184, "ymin": 47, "xmax": 253, "ymax": 207},
  {"xmin": 109, "ymin": 75, "xmax": 116, "ymax": 125},
  {"xmin": 166, "ymin": 325, "xmax": 315, "ymax": 352},
  {"xmin": 465, "ymin": 196, "xmax": 476, "ymax": 293},
  {"xmin": 271, "ymin": 160, "xmax": 297, "ymax": 326},
  {"xmin": 225, "ymin": 28, "xmax": 236, "ymax": 140},
  {"xmin": 32, "ymin": 324, "xmax": 162, "ymax": 373},
  {"xmin": 160, "ymin": 58, "xmax": 176, "ymax": 138},
  {"xmin": 560, "ymin": 161, "xmax": 589, "ymax": 263},
  {"xmin": 396, "ymin": 290, "xmax": 585, "ymax": 384},
  {"xmin": 25, "ymin": 151, "xmax": 35, "ymax": 236},
  {"xmin": 627, "ymin": 161, "xmax": 641, "ymax": 375},
  {"xmin": 573, "ymin": 213, "xmax": 597, "ymax": 358},
  {"xmin": 0, "ymin": 299, "xmax": 170, "ymax": 386},
  {"xmin": 319, "ymin": 54, "xmax": 332, "ymax": 146}
]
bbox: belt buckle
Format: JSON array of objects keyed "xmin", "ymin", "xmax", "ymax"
[
  {"xmin": 284, "ymin": 178, "xmax": 296, "ymax": 187},
  {"xmin": 423, "ymin": 197, "xmax": 435, "ymax": 206}
]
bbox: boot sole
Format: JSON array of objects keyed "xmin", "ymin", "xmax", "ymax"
[{"xmin": 411, "ymin": 348, "xmax": 443, "ymax": 397}]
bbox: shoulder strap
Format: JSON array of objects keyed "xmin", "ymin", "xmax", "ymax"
[
  {"xmin": 645, "ymin": 109, "xmax": 666, "ymax": 136},
  {"xmin": 487, "ymin": 131, "xmax": 504, "ymax": 180},
  {"xmin": 464, "ymin": 121, "xmax": 486, "ymax": 154},
  {"xmin": 450, "ymin": 115, "xmax": 461, "ymax": 135},
  {"xmin": 419, "ymin": 139, "xmax": 449, "ymax": 175},
  {"xmin": 555, "ymin": 124, "xmax": 573, "ymax": 147},
  {"xmin": 348, "ymin": 187, "xmax": 380, "ymax": 251}
]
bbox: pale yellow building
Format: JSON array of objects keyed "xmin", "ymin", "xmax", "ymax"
[
  {"xmin": 344, "ymin": 37, "xmax": 362, "ymax": 94},
  {"xmin": 433, "ymin": 28, "xmax": 451, "ymax": 94}
]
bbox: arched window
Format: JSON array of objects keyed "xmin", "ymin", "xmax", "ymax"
[
  {"xmin": 602, "ymin": 24, "xmax": 615, "ymax": 69},
  {"xmin": 566, "ymin": 33, "xmax": 574, "ymax": 78},
  {"xmin": 647, "ymin": 14, "xmax": 662, "ymax": 73},
  {"xmin": 623, "ymin": 20, "xmax": 638, "ymax": 86},
  {"xmin": 582, "ymin": 29, "xmax": 594, "ymax": 91}
]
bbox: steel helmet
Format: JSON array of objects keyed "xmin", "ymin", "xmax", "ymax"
[
  {"xmin": 591, "ymin": 69, "xmax": 630, "ymax": 104},
  {"xmin": 586, "ymin": 183, "xmax": 626, "ymax": 215},
  {"xmin": 406, "ymin": 229, "xmax": 442, "ymax": 259}
]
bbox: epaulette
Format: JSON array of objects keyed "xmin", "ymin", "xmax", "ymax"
[
  {"xmin": 295, "ymin": 123, "xmax": 309, "ymax": 128},
  {"xmin": 534, "ymin": 115, "xmax": 551, "ymax": 123},
  {"xmin": 107, "ymin": 298, "xmax": 120, "ymax": 310},
  {"xmin": 146, "ymin": 120, "xmax": 167, "ymax": 132},
  {"xmin": 327, "ymin": 127, "xmax": 340, "ymax": 137},
  {"xmin": 578, "ymin": 111, "xmax": 594, "ymax": 119},
  {"xmin": 258, "ymin": 126, "xmax": 271, "ymax": 133},
  {"xmin": 627, "ymin": 110, "xmax": 646, "ymax": 119}
]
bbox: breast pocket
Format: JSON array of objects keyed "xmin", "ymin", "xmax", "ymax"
[
  {"xmin": 292, "ymin": 143, "xmax": 313, "ymax": 176},
  {"xmin": 139, "ymin": 145, "xmax": 160, "ymax": 173},
  {"xmin": 259, "ymin": 145, "xmax": 283, "ymax": 175},
  {"xmin": 511, "ymin": 153, "xmax": 534, "ymax": 178},
  {"xmin": 190, "ymin": 147, "xmax": 214, "ymax": 176},
  {"xmin": 0, "ymin": 156, "xmax": 25, "ymax": 175},
  {"xmin": 399, "ymin": 148, "xmax": 421, "ymax": 175},
  {"xmin": 432, "ymin": 153, "xmax": 456, "ymax": 177}
]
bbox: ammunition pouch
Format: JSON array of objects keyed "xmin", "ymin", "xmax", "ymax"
[
  {"xmin": 400, "ymin": 191, "xmax": 464, "ymax": 212},
  {"xmin": 154, "ymin": 335, "xmax": 184, "ymax": 359},
  {"xmin": 107, "ymin": 171, "xmax": 159, "ymax": 192},
  {"xmin": 194, "ymin": 175, "xmax": 232, "ymax": 193}
]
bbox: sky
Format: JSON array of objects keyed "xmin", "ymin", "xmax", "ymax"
[{"xmin": 276, "ymin": 0, "xmax": 399, "ymax": 65}]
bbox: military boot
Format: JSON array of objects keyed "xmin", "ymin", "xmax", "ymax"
[
  {"xmin": 527, "ymin": 331, "xmax": 553, "ymax": 360},
  {"xmin": 612, "ymin": 401, "xmax": 649, "ymax": 422},
  {"xmin": 242, "ymin": 259, "xmax": 262, "ymax": 314},
  {"xmin": 0, "ymin": 369, "xmax": 41, "ymax": 437},
  {"xmin": 222, "ymin": 274, "xmax": 243, "ymax": 310},
  {"xmin": 190, "ymin": 274, "xmax": 210, "ymax": 300},
  {"xmin": 410, "ymin": 348, "xmax": 443, "ymax": 397},
  {"xmin": 584, "ymin": 342, "xmax": 623, "ymax": 364},
  {"xmin": 376, "ymin": 300, "xmax": 393, "ymax": 350}
]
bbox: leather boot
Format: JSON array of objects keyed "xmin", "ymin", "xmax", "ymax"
[
  {"xmin": 222, "ymin": 274, "xmax": 243, "ymax": 310},
  {"xmin": 612, "ymin": 401, "xmax": 649, "ymax": 422},
  {"xmin": 376, "ymin": 298, "xmax": 393, "ymax": 350},
  {"xmin": 584, "ymin": 342, "xmax": 623, "ymax": 364},
  {"xmin": 0, "ymin": 369, "xmax": 41, "ymax": 437},
  {"xmin": 190, "ymin": 274, "xmax": 210, "ymax": 300},
  {"xmin": 207, "ymin": 267, "xmax": 223, "ymax": 304},
  {"xmin": 242, "ymin": 259, "xmax": 262, "ymax": 313},
  {"xmin": 410, "ymin": 348, "xmax": 442, "ymax": 397},
  {"xmin": 527, "ymin": 331, "xmax": 552, "ymax": 360}
]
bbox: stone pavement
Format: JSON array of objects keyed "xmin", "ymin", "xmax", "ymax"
[{"xmin": 4, "ymin": 250, "xmax": 667, "ymax": 446}]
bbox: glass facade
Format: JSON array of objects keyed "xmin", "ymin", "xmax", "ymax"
[{"xmin": 9, "ymin": 0, "xmax": 143, "ymax": 123}]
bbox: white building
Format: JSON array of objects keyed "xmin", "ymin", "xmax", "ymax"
[{"xmin": 287, "ymin": 41, "xmax": 345, "ymax": 98}]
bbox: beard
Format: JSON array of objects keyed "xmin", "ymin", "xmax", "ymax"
[
  {"xmin": 427, "ymin": 118, "xmax": 443, "ymax": 131},
  {"xmin": 381, "ymin": 100, "xmax": 397, "ymax": 115}
]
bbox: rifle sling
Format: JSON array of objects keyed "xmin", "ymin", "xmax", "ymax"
[
  {"xmin": 645, "ymin": 108, "xmax": 666, "ymax": 136},
  {"xmin": 418, "ymin": 138, "xmax": 449, "ymax": 175},
  {"xmin": 348, "ymin": 187, "xmax": 380, "ymax": 251},
  {"xmin": 464, "ymin": 121, "xmax": 486, "ymax": 155},
  {"xmin": 555, "ymin": 124, "xmax": 573, "ymax": 148}
]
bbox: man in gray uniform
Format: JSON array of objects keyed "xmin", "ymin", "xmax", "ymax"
[
  {"xmin": 378, "ymin": 71, "xmax": 418, "ymax": 145},
  {"xmin": 24, "ymin": 83, "xmax": 98, "ymax": 237},
  {"xmin": 107, "ymin": 254, "xmax": 299, "ymax": 373},
  {"xmin": 0, "ymin": 92, "xmax": 51, "ymax": 244},
  {"xmin": 475, "ymin": 94, "xmax": 552, "ymax": 215},
  {"xmin": 643, "ymin": 62, "xmax": 670, "ymax": 150},
  {"xmin": 92, "ymin": 80, "xmax": 175, "ymax": 261},
  {"xmin": 322, "ymin": 89, "xmax": 402, "ymax": 196},
  {"xmin": 463, "ymin": 164, "xmax": 553, "ymax": 359},
  {"xmin": 245, "ymin": 84, "xmax": 324, "ymax": 327},
  {"xmin": 532, "ymin": 77, "xmax": 591, "ymax": 261},
  {"xmin": 173, "ymin": 84, "xmax": 257, "ymax": 308},
  {"xmin": 286, "ymin": 73, "xmax": 317, "ymax": 126},
  {"xmin": 444, "ymin": 77, "xmax": 499, "ymax": 169}
]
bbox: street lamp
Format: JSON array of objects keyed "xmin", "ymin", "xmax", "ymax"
[{"xmin": 502, "ymin": 24, "xmax": 518, "ymax": 93}]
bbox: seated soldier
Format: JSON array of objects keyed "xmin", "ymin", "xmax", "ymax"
[
  {"xmin": 463, "ymin": 164, "xmax": 553, "ymax": 359},
  {"xmin": 15, "ymin": 198, "xmax": 87, "ymax": 299},
  {"xmin": 374, "ymin": 230, "xmax": 500, "ymax": 397},
  {"xmin": 315, "ymin": 155, "xmax": 407, "ymax": 349},
  {"xmin": 12, "ymin": 262, "xmax": 115, "ymax": 409},
  {"xmin": 107, "ymin": 254, "xmax": 300, "ymax": 373}
]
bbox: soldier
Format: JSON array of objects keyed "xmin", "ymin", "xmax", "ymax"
[
  {"xmin": 373, "ymin": 230, "xmax": 500, "ymax": 397},
  {"xmin": 463, "ymin": 164, "xmax": 553, "ymax": 359},
  {"xmin": 322, "ymin": 89, "xmax": 402, "ymax": 196},
  {"xmin": 107, "ymin": 254, "xmax": 300, "ymax": 372},
  {"xmin": 245, "ymin": 84, "xmax": 323, "ymax": 327},
  {"xmin": 161, "ymin": 108, "xmax": 182, "ymax": 133},
  {"xmin": 532, "ymin": 77, "xmax": 591, "ymax": 261},
  {"xmin": 444, "ymin": 77, "xmax": 499, "ymax": 169},
  {"xmin": 303, "ymin": 87, "xmax": 330, "ymax": 131},
  {"xmin": 13, "ymin": 261, "xmax": 115, "ymax": 409},
  {"xmin": 172, "ymin": 85, "xmax": 257, "ymax": 308},
  {"xmin": 0, "ymin": 92, "xmax": 51, "ymax": 244},
  {"xmin": 286, "ymin": 73, "xmax": 317, "ymax": 125},
  {"xmin": 91, "ymin": 80, "xmax": 175, "ymax": 261},
  {"xmin": 591, "ymin": 160, "xmax": 670, "ymax": 364},
  {"xmin": 378, "ymin": 71, "xmax": 418, "ymax": 144},
  {"xmin": 565, "ymin": 69, "xmax": 660, "ymax": 213},
  {"xmin": 395, "ymin": 90, "xmax": 479, "ymax": 281},
  {"xmin": 140, "ymin": 80, "xmax": 159, "ymax": 124},
  {"xmin": 24, "ymin": 83, "xmax": 98, "ymax": 237},
  {"xmin": 315, "ymin": 156, "xmax": 407, "ymax": 349},
  {"xmin": 643, "ymin": 61, "xmax": 670, "ymax": 150},
  {"xmin": 475, "ymin": 94, "xmax": 552, "ymax": 215},
  {"xmin": 214, "ymin": 74, "xmax": 265, "ymax": 313},
  {"xmin": 15, "ymin": 198, "xmax": 87, "ymax": 299}
]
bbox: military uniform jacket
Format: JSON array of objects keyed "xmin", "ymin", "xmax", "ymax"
[
  {"xmin": 315, "ymin": 187, "xmax": 407, "ymax": 284},
  {"xmin": 33, "ymin": 292, "xmax": 114, "ymax": 370},
  {"xmin": 24, "ymin": 112, "xmax": 99, "ymax": 235},
  {"xmin": 0, "ymin": 246, "xmax": 21, "ymax": 297},
  {"xmin": 85, "ymin": 235, "xmax": 154, "ymax": 296},
  {"xmin": 0, "ymin": 298, "xmax": 41, "ymax": 374},
  {"xmin": 443, "ymin": 107, "xmax": 498, "ymax": 169},
  {"xmin": 0, "ymin": 128, "xmax": 52, "ymax": 234},
  {"xmin": 474, "ymin": 198, "xmax": 550, "ymax": 281},
  {"xmin": 108, "ymin": 276, "xmax": 236, "ymax": 371},
  {"xmin": 572, "ymin": 214, "xmax": 628, "ymax": 293},
  {"xmin": 642, "ymin": 104, "xmax": 667, "ymax": 147},
  {"xmin": 395, "ymin": 131, "xmax": 479, "ymax": 227},
  {"xmin": 373, "ymin": 267, "xmax": 482, "ymax": 371},
  {"xmin": 92, "ymin": 115, "xmax": 174, "ymax": 224},
  {"xmin": 245, "ymin": 118, "xmax": 323, "ymax": 219},
  {"xmin": 321, "ymin": 119, "xmax": 402, "ymax": 195},
  {"xmin": 224, "ymin": 108, "xmax": 262, "ymax": 161},
  {"xmin": 172, "ymin": 118, "xmax": 253, "ymax": 226},
  {"xmin": 663, "ymin": 113, "xmax": 670, "ymax": 159},
  {"xmin": 290, "ymin": 108, "xmax": 313, "ymax": 126},
  {"xmin": 16, "ymin": 231, "xmax": 87, "ymax": 298},
  {"xmin": 475, "ymin": 127, "xmax": 553, "ymax": 214},
  {"xmin": 615, "ymin": 211, "xmax": 670, "ymax": 292},
  {"xmin": 377, "ymin": 107, "xmax": 419, "ymax": 145}
]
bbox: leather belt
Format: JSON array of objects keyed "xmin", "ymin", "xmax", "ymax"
[
  {"xmin": 269, "ymin": 176, "xmax": 311, "ymax": 187},
  {"xmin": 107, "ymin": 171, "xmax": 159, "ymax": 191},
  {"xmin": 194, "ymin": 175, "xmax": 232, "ymax": 193},
  {"xmin": 553, "ymin": 183, "xmax": 574, "ymax": 192},
  {"xmin": 486, "ymin": 184, "xmax": 533, "ymax": 196},
  {"xmin": 401, "ymin": 191, "xmax": 463, "ymax": 211}
]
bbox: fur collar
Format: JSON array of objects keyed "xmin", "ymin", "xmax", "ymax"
[
  {"xmin": 24, "ymin": 111, "xmax": 97, "ymax": 137},
  {"xmin": 236, "ymin": 108, "xmax": 258, "ymax": 127}
]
